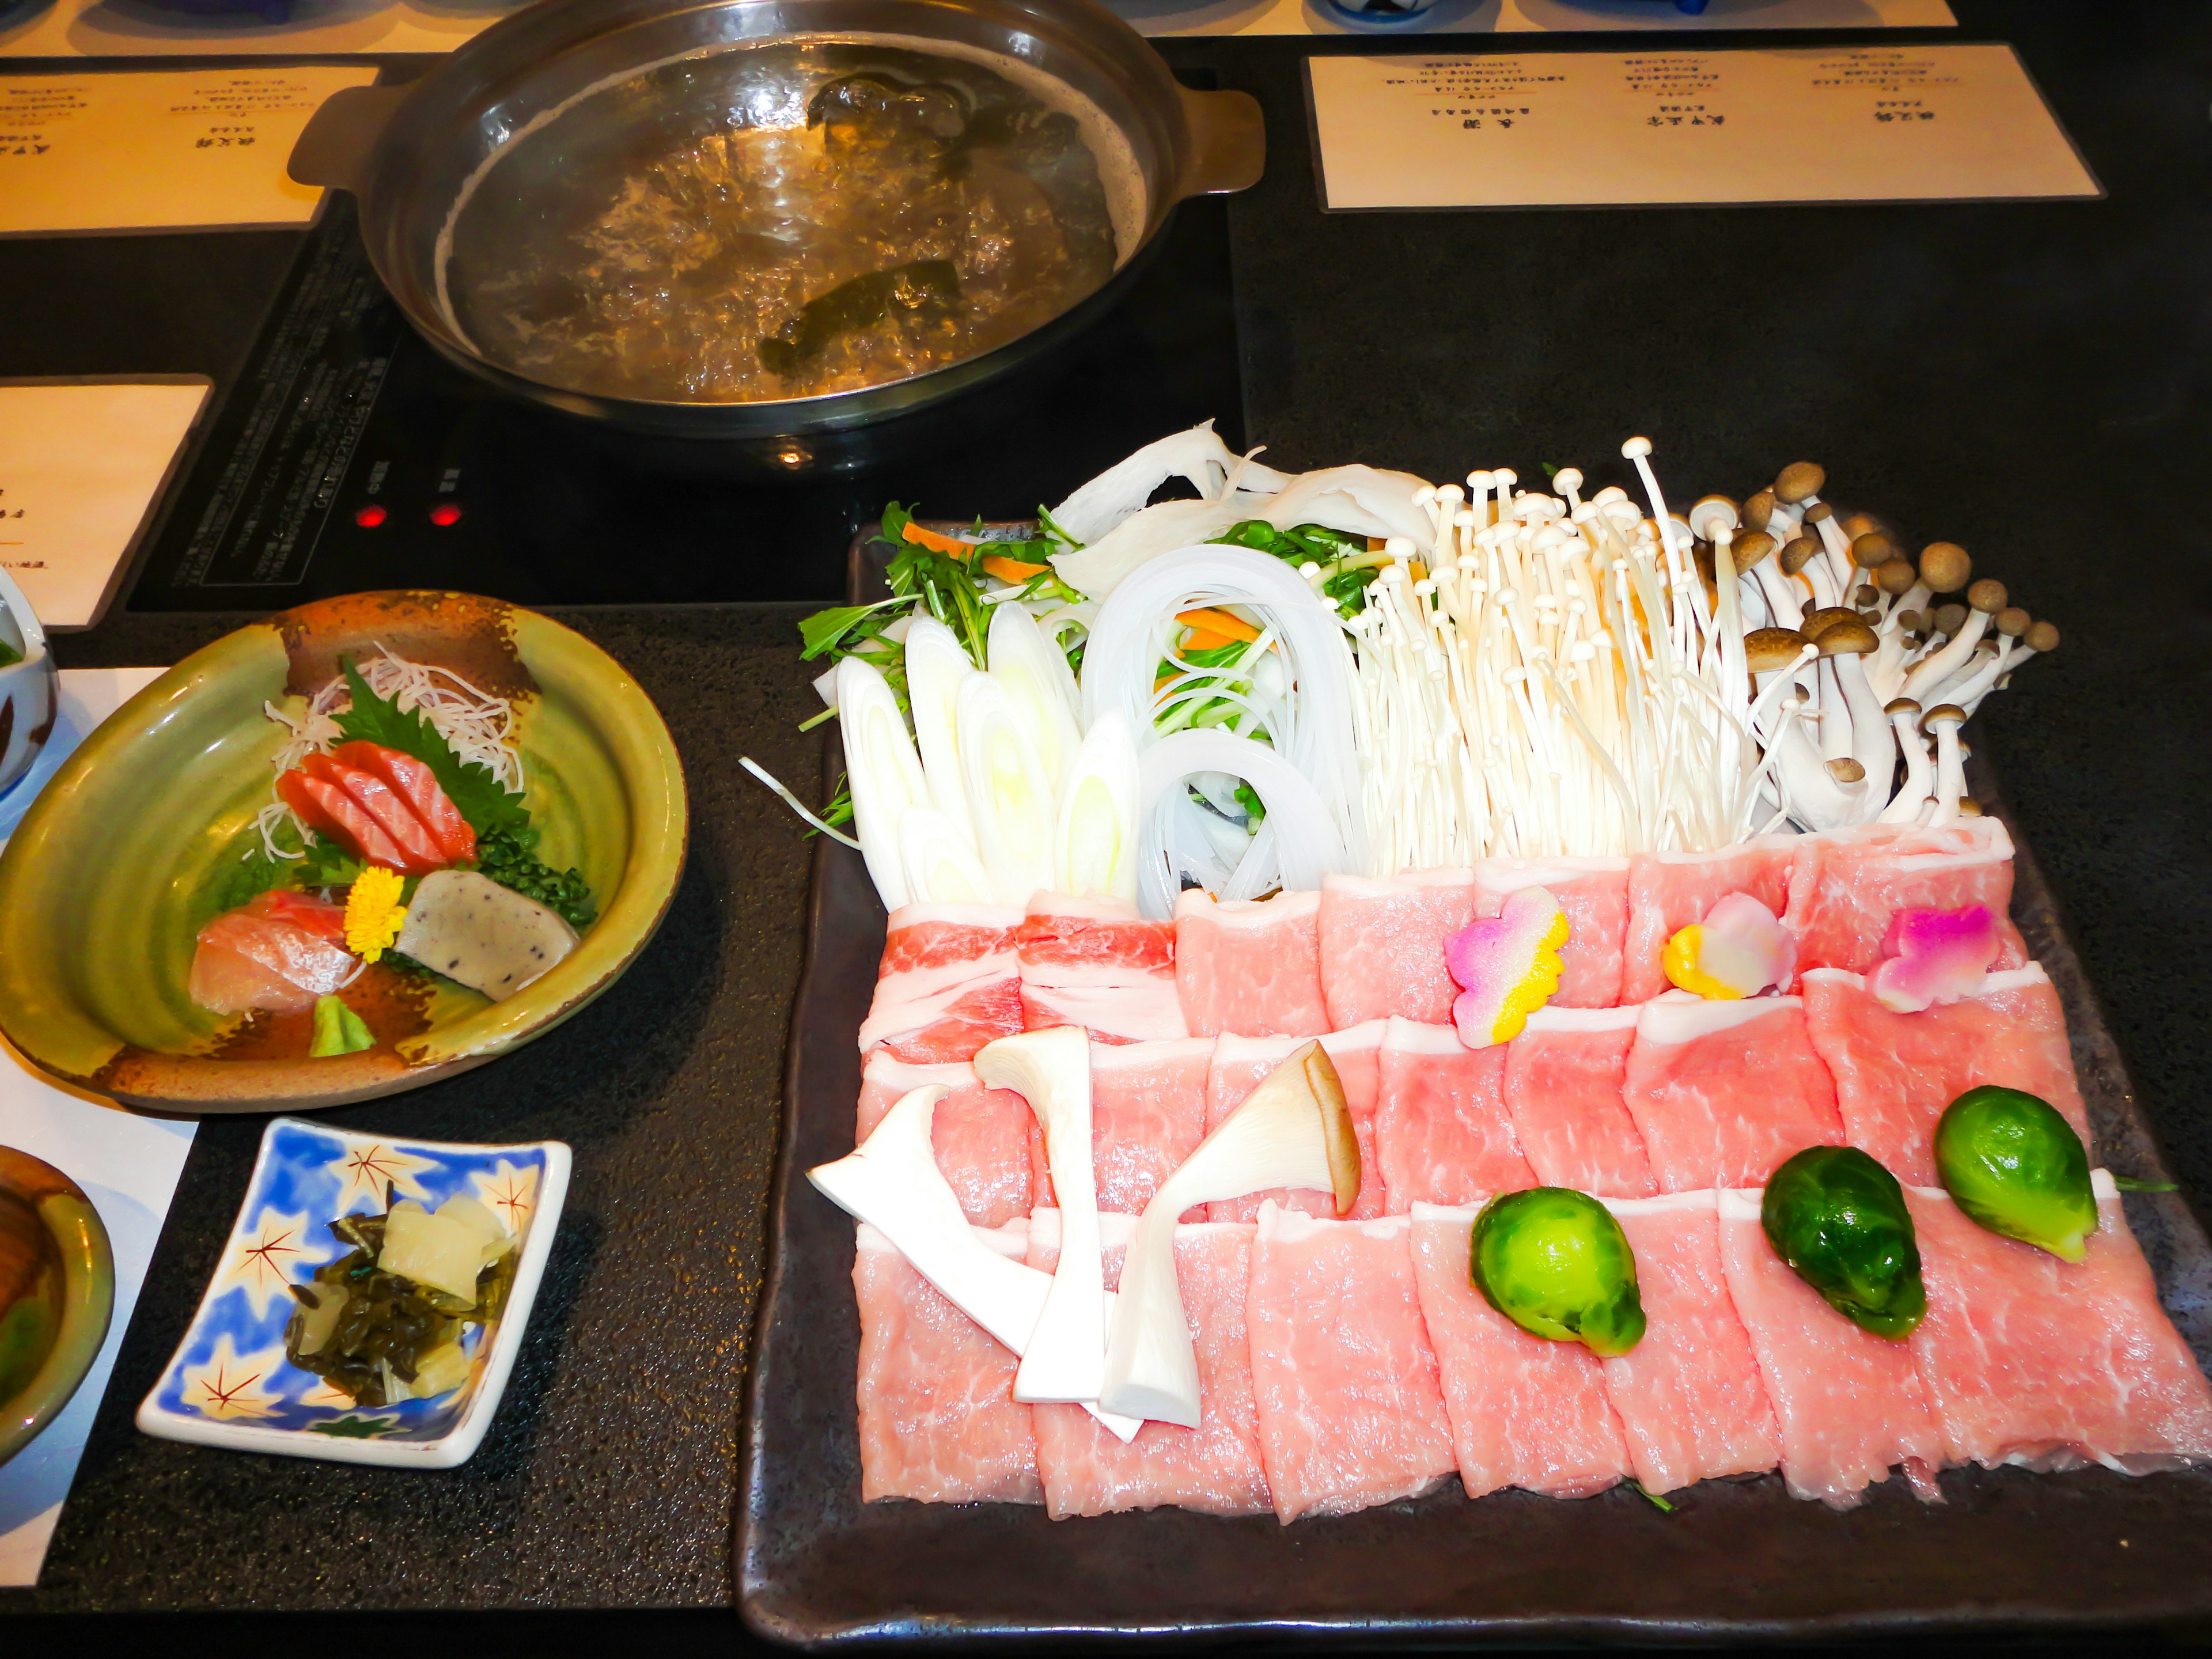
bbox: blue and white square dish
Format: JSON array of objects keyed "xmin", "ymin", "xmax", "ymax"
[{"xmin": 137, "ymin": 1116, "xmax": 570, "ymax": 1468}]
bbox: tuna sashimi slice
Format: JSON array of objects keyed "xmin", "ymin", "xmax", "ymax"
[
  {"xmin": 1246, "ymin": 1205, "xmax": 1458, "ymax": 1522},
  {"xmin": 187, "ymin": 941, "xmax": 319, "ymax": 1015},
  {"xmin": 1374, "ymin": 1020, "xmax": 1533, "ymax": 1212},
  {"xmin": 1717, "ymin": 1190, "xmax": 1945, "ymax": 1509},
  {"xmin": 853, "ymin": 1220, "xmax": 1041, "ymax": 1505},
  {"xmin": 1599, "ymin": 1190, "xmax": 1782, "ymax": 1495},
  {"xmin": 1316, "ymin": 868, "xmax": 1475, "ymax": 1029},
  {"xmin": 1471, "ymin": 855, "xmax": 1630, "ymax": 1009},
  {"xmin": 1906, "ymin": 1175, "xmax": 2212, "ymax": 1474},
  {"xmin": 1623, "ymin": 838, "xmax": 1800, "ymax": 1002},
  {"xmin": 1173, "ymin": 888, "xmax": 1329, "ymax": 1039},
  {"xmin": 277, "ymin": 768, "xmax": 418, "ymax": 872},
  {"xmin": 1017, "ymin": 895, "xmax": 1187, "ymax": 1043},
  {"xmin": 1783, "ymin": 819, "xmax": 2027, "ymax": 978},
  {"xmin": 1621, "ymin": 995, "xmax": 1843, "ymax": 1192},
  {"xmin": 1503, "ymin": 1006, "xmax": 1654, "ymax": 1199},
  {"xmin": 191, "ymin": 895, "xmax": 359, "ymax": 1013},
  {"xmin": 1802, "ymin": 964, "xmax": 2088, "ymax": 1187},
  {"xmin": 1027, "ymin": 1212, "xmax": 1269, "ymax": 1518},
  {"xmin": 1031, "ymin": 1037, "xmax": 1213, "ymax": 1219},
  {"xmin": 309, "ymin": 751, "xmax": 449, "ymax": 872},
  {"xmin": 1205, "ymin": 1023, "xmax": 1388, "ymax": 1222},
  {"xmin": 856, "ymin": 1052, "xmax": 1033, "ymax": 1228},
  {"xmin": 332, "ymin": 740, "xmax": 475, "ymax": 863},
  {"xmin": 1410, "ymin": 1202, "xmax": 1631, "ymax": 1499}
]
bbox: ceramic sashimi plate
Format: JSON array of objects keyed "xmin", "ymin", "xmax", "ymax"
[
  {"xmin": 0, "ymin": 592, "xmax": 687, "ymax": 1113},
  {"xmin": 138, "ymin": 1117, "xmax": 569, "ymax": 1467}
]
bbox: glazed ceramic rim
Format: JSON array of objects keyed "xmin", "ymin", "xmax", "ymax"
[
  {"xmin": 134, "ymin": 1116, "xmax": 571, "ymax": 1468},
  {"xmin": 0, "ymin": 1146, "xmax": 116, "ymax": 1468},
  {"xmin": 0, "ymin": 592, "xmax": 688, "ymax": 1112}
]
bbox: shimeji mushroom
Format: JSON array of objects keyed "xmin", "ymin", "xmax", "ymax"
[
  {"xmin": 1923, "ymin": 703, "xmax": 1969, "ymax": 825},
  {"xmin": 976, "ymin": 1026, "xmax": 1107, "ymax": 1404},
  {"xmin": 1877, "ymin": 697, "xmax": 1936, "ymax": 823},
  {"xmin": 1903, "ymin": 577, "xmax": 2007, "ymax": 703},
  {"xmin": 809, "ymin": 1083, "xmax": 1141, "ymax": 1441},
  {"xmin": 1816, "ymin": 616, "xmax": 1896, "ymax": 799},
  {"xmin": 1100, "ymin": 1040, "xmax": 1359, "ymax": 1426}
]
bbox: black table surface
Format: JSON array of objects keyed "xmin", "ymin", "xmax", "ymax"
[{"xmin": 5, "ymin": 0, "xmax": 2211, "ymax": 1638}]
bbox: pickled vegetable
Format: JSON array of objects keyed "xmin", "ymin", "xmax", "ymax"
[
  {"xmin": 1935, "ymin": 1085, "xmax": 2097, "ymax": 1262},
  {"xmin": 1761, "ymin": 1146, "xmax": 1926, "ymax": 1339},
  {"xmin": 1470, "ymin": 1187, "xmax": 1645, "ymax": 1357}
]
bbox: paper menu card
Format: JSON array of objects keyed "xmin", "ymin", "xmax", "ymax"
[
  {"xmin": 0, "ymin": 65, "xmax": 380, "ymax": 234},
  {"xmin": 1309, "ymin": 44, "xmax": 2100, "ymax": 210},
  {"xmin": 0, "ymin": 380, "xmax": 211, "ymax": 631},
  {"xmin": 0, "ymin": 666, "xmax": 193, "ymax": 1591}
]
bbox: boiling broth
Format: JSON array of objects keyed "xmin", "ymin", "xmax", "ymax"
[{"xmin": 440, "ymin": 36, "xmax": 1143, "ymax": 404}]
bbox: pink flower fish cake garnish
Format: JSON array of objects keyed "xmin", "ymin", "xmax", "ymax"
[
  {"xmin": 1662, "ymin": 892, "xmax": 1797, "ymax": 1000},
  {"xmin": 1868, "ymin": 903, "xmax": 2003, "ymax": 1013},
  {"xmin": 1445, "ymin": 886, "xmax": 1570, "ymax": 1049}
]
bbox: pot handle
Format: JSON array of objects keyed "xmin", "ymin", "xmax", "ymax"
[
  {"xmin": 288, "ymin": 83, "xmax": 411, "ymax": 194},
  {"xmin": 1175, "ymin": 86, "xmax": 1265, "ymax": 199}
]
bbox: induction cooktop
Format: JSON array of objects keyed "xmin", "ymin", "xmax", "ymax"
[{"xmin": 127, "ymin": 189, "xmax": 1244, "ymax": 611}]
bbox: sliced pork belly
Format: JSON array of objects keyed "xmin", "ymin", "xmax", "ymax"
[
  {"xmin": 1316, "ymin": 868, "xmax": 1475, "ymax": 1028},
  {"xmin": 1472, "ymin": 855, "xmax": 1630, "ymax": 1009},
  {"xmin": 1622, "ymin": 838, "xmax": 1800, "ymax": 1002},
  {"xmin": 1032, "ymin": 1037, "xmax": 1213, "ymax": 1219},
  {"xmin": 1783, "ymin": 820, "xmax": 2028, "ymax": 978},
  {"xmin": 1621, "ymin": 994, "xmax": 1843, "ymax": 1192},
  {"xmin": 1503, "ymin": 1005, "xmax": 1655, "ymax": 1199},
  {"xmin": 1375, "ymin": 1019, "xmax": 1533, "ymax": 1211},
  {"xmin": 1246, "ymin": 1205, "xmax": 1458, "ymax": 1522},
  {"xmin": 1905, "ymin": 1175, "xmax": 2212, "ymax": 1474},
  {"xmin": 1599, "ymin": 1190, "xmax": 1782, "ymax": 1495},
  {"xmin": 1205, "ymin": 1023, "xmax": 1388, "ymax": 1222},
  {"xmin": 1017, "ymin": 893, "xmax": 1187, "ymax": 1044},
  {"xmin": 853, "ymin": 1219, "xmax": 1041, "ymax": 1505},
  {"xmin": 1802, "ymin": 964, "xmax": 2088, "ymax": 1186},
  {"xmin": 860, "ymin": 901, "xmax": 1026, "ymax": 1062},
  {"xmin": 1410, "ymin": 1203, "xmax": 1631, "ymax": 1499},
  {"xmin": 1027, "ymin": 1211, "xmax": 1270, "ymax": 1518},
  {"xmin": 1173, "ymin": 888, "xmax": 1329, "ymax": 1039},
  {"xmin": 857, "ymin": 1052, "xmax": 1035, "ymax": 1228},
  {"xmin": 1716, "ymin": 1190, "xmax": 1944, "ymax": 1509}
]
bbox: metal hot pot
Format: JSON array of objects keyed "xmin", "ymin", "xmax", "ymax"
[{"xmin": 287, "ymin": 0, "xmax": 1262, "ymax": 460}]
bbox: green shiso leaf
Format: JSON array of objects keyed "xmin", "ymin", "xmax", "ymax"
[{"xmin": 329, "ymin": 656, "xmax": 530, "ymax": 840}]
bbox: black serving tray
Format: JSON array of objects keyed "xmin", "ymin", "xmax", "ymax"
[{"xmin": 738, "ymin": 537, "xmax": 2212, "ymax": 1646}]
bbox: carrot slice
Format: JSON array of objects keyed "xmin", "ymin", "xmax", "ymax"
[
  {"xmin": 900, "ymin": 521, "xmax": 978, "ymax": 558},
  {"xmin": 1178, "ymin": 628, "xmax": 1238, "ymax": 653},
  {"xmin": 1175, "ymin": 607, "xmax": 1262, "ymax": 644},
  {"xmin": 980, "ymin": 554, "xmax": 1050, "ymax": 583}
]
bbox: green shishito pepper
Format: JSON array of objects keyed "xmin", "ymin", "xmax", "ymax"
[
  {"xmin": 1761, "ymin": 1146, "xmax": 1926, "ymax": 1339},
  {"xmin": 1470, "ymin": 1187, "xmax": 1645, "ymax": 1357},
  {"xmin": 1936, "ymin": 1085, "xmax": 2097, "ymax": 1262}
]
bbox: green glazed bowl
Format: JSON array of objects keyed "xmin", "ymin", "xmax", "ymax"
[
  {"xmin": 0, "ymin": 592, "xmax": 687, "ymax": 1112},
  {"xmin": 0, "ymin": 1145, "xmax": 113, "ymax": 1467}
]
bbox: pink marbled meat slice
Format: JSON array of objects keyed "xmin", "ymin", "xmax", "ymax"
[
  {"xmin": 1031, "ymin": 1037, "xmax": 1214, "ymax": 1219},
  {"xmin": 856, "ymin": 1051, "xmax": 1035, "ymax": 1228},
  {"xmin": 1621, "ymin": 995, "xmax": 1843, "ymax": 1192},
  {"xmin": 1623, "ymin": 838, "xmax": 1800, "ymax": 1002},
  {"xmin": 1716, "ymin": 1191, "xmax": 1945, "ymax": 1509},
  {"xmin": 1017, "ymin": 893, "xmax": 1187, "ymax": 1043},
  {"xmin": 1374, "ymin": 1018, "xmax": 1534, "ymax": 1212},
  {"xmin": 1599, "ymin": 1190, "xmax": 1782, "ymax": 1495},
  {"xmin": 1246, "ymin": 1205, "xmax": 1459, "ymax": 1522},
  {"xmin": 861, "ymin": 900, "xmax": 1027, "ymax": 1062},
  {"xmin": 1783, "ymin": 820, "xmax": 2028, "ymax": 978},
  {"xmin": 1026, "ymin": 1213, "xmax": 1270, "ymax": 1518},
  {"xmin": 1316, "ymin": 869, "xmax": 1476, "ymax": 1028},
  {"xmin": 1205, "ymin": 1023, "xmax": 1388, "ymax": 1222},
  {"xmin": 1802, "ymin": 964, "xmax": 2088, "ymax": 1187},
  {"xmin": 1471, "ymin": 856, "xmax": 1631, "ymax": 1009},
  {"xmin": 1410, "ymin": 1203, "xmax": 1631, "ymax": 1499},
  {"xmin": 1905, "ymin": 1177, "xmax": 2212, "ymax": 1473},
  {"xmin": 1173, "ymin": 888, "xmax": 1330, "ymax": 1039},
  {"xmin": 853, "ymin": 1220, "xmax": 1041, "ymax": 1504},
  {"xmin": 1503, "ymin": 1006, "xmax": 1656, "ymax": 1199}
]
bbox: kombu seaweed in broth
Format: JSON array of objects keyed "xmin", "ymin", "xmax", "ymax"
[{"xmin": 442, "ymin": 39, "xmax": 1133, "ymax": 403}]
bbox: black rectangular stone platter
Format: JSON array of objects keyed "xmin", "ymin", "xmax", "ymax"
[{"xmin": 739, "ymin": 539, "xmax": 2212, "ymax": 1646}]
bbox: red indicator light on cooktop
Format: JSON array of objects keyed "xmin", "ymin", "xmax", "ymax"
[
  {"xmin": 354, "ymin": 505, "xmax": 387, "ymax": 528},
  {"xmin": 430, "ymin": 502, "xmax": 463, "ymax": 527}
]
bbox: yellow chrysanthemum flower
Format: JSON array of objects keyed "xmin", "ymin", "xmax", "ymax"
[{"xmin": 344, "ymin": 865, "xmax": 408, "ymax": 963}]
